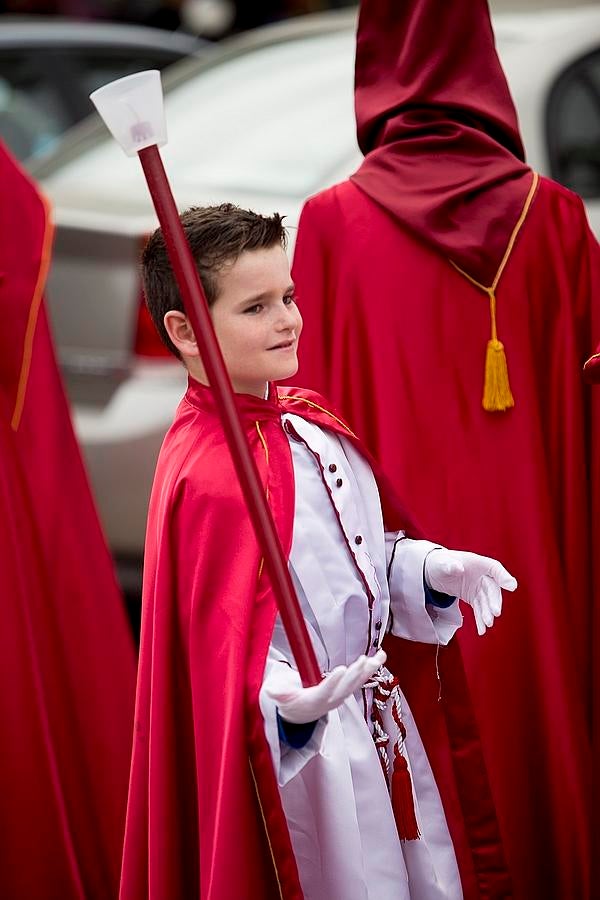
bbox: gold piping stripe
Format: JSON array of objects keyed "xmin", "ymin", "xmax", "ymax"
[
  {"xmin": 279, "ymin": 394, "xmax": 357, "ymax": 439},
  {"xmin": 255, "ymin": 420, "xmax": 270, "ymax": 466},
  {"xmin": 249, "ymin": 758, "xmax": 284, "ymax": 900},
  {"xmin": 255, "ymin": 420, "xmax": 270, "ymax": 580},
  {"xmin": 255, "ymin": 421, "xmax": 270, "ymax": 503},
  {"xmin": 451, "ymin": 171, "xmax": 539, "ymax": 294},
  {"xmin": 12, "ymin": 191, "xmax": 55, "ymax": 431}
]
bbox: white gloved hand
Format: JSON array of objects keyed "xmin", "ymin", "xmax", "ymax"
[
  {"xmin": 424, "ymin": 549, "xmax": 517, "ymax": 636},
  {"xmin": 267, "ymin": 649, "xmax": 387, "ymax": 724}
]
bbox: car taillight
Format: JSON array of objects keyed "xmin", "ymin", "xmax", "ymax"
[{"xmin": 133, "ymin": 288, "xmax": 172, "ymax": 358}]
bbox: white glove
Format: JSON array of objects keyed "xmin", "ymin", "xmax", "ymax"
[
  {"xmin": 267, "ymin": 649, "xmax": 387, "ymax": 724},
  {"xmin": 425, "ymin": 549, "xmax": 517, "ymax": 636}
]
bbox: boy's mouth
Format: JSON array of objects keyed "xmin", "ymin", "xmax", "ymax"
[{"xmin": 267, "ymin": 339, "xmax": 296, "ymax": 351}]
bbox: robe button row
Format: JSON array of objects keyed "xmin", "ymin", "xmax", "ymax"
[
  {"xmin": 375, "ymin": 621, "xmax": 382, "ymax": 631},
  {"xmin": 328, "ymin": 463, "xmax": 337, "ymax": 472},
  {"xmin": 354, "ymin": 535, "xmax": 363, "ymax": 545},
  {"xmin": 335, "ymin": 478, "xmax": 343, "ymax": 487}
]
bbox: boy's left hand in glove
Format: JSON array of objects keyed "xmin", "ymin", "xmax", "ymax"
[
  {"xmin": 267, "ymin": 649, "xmax": 386, "ymax": 724},
  {"xmin": 425, "ymin": 549, "xmax": 517, "ymax": 636}
]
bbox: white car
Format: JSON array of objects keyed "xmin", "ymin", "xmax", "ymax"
[{"xmin": 31, "ymin": 7, "xmax": 600, "ymax": 559}]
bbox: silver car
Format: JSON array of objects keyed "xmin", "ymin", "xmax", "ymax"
[
  {"xmin": 30, "ymin": 7, "xmax": 600, "ymax": 559},
  {"xmin": 0, "ymin": 18, "xmax": 207, "ymax": 163}
]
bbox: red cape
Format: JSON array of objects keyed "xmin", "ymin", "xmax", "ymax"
[
  {"xmin": 291, "ymin": 175, "xmax": 599, "ymax": 899},
  {"xmin": 120, "ymin": 377, "xmax": 509, "ymax": 898},
  {"xmin": 0, "ymin": 144, "xmax": 136, "ymax": 898}
]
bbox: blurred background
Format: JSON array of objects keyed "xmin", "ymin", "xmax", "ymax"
[
  {"xmin": 2, "ymin": 0, "xmax": 598, "ymax": 622},
  {"xmin": 1, "ymin": 0, "xmax": 598, "ymax": 38}
]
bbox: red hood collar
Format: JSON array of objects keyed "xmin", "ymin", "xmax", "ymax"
[
  {"xmin": 350, "ymin": 0, "xmax": 533, "ymax": 285},
  {"xmin": 184, "ymin": 376, "xmax": 282, "ymax": 423}
]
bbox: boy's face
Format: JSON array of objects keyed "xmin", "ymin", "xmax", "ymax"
[
  {"xmin": 212, "ymin": 244, "xmax": 302, "ymax": 396},
  {"xmin": 166, "ymin": 244, "xmax": 303, "ymax": 397}
]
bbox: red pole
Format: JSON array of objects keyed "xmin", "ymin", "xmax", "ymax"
[{"xmin": 138, "ymin": 144, "xmax": 321, "ymax": 687}]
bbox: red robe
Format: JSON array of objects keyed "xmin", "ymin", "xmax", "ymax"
[
  {"xmin": 291, "ymin": 174, "xmax": 599, "ymax": 899},
  {"xmin": 120, "ymin": 377, "xmax": 510, "ymax": 899},
  {"xmin": 0, "ymin": 144, "xmax": 136, "ymax": 898}
]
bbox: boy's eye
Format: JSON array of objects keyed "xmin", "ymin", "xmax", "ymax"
[
  {"xmin": 283, "ymin": 294, "xmax": 296, "ymax": 306},
  {"xmin": 244, "ymin": 303, "xmax": 263, "ymax": 315}
]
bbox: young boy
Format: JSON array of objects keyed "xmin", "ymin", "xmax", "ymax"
[{"xmin": 120, "ymin": 204, "xmax": 517, "ymax": 900}]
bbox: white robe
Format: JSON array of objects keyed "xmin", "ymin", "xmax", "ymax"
[{"xmin": 259, "ymin": 412, "xmax": 464, "ymax": 900}]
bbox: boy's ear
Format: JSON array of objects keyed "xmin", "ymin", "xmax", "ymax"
[{"xmin": 164, "ymin": 311, "xmax": 200, "ymax": 358}]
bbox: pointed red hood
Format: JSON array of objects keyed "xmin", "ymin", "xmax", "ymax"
[{"xmin": 351, "ymin": 0, "xmax": 534, "ymax": 285}]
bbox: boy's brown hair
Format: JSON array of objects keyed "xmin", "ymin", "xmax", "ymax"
[{"xmin": 141, "ymin": 203, "xmax": 287, "ymax": 359}]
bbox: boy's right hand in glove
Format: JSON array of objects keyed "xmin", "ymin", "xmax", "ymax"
[{"xmin": 267, "ymin": 649, "xmax": 386, "ymax": 724}]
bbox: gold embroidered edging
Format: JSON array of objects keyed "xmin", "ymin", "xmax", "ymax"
[
  {"xmin": 12, "ymin": 191, "xmax": 55, "ymax": 431},
  {"xmin": 255, "ymin": 421, "xmax": 270, "ymax": 579},
  {"xmin": 584, "ymin": 352, "xmax": 600, "ymax": 366},
  {"xmin": 255, "ymin": 420, "xmax": 270, "ymax": 467},
  {"xmin": 249, "ymin": 758, "xmax": 284, "ymax": 900},
  {"xmin": 279, "ymin": 394, "xmax": 357, "ymax": 438}
]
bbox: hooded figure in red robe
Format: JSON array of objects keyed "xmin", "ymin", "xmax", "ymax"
[
  {"xmin": 291, "ymin": 1, "xmax": 600, "ymax": 897},
  {"xmin": 0, "ymin": 143, "xmax": 136, "ymax": 898}
]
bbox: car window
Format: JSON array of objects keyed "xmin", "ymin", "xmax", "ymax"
[
  {"xmin": 0, "ymin": 54, "xmax": 70, "ymax": 161},
  {"xmin": 547, "ymin": 49, "xmax": 600, "ymax": 199}
]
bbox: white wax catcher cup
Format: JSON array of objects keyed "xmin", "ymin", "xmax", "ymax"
[{"xmin": 90, "ymin": 70, "xmax": 167, "ymax": 156}]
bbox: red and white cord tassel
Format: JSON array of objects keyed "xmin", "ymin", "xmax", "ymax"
[{"xmin": 368, "ymin": 669, "xmax": 420, "ymax": 842}]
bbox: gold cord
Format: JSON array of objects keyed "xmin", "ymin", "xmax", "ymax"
[{"xmin": 451, "ymin": 171, "xmax": 539, "ymax": 412}]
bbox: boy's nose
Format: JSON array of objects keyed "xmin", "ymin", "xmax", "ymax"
[{"xmin": 277, "ymin": 307, "xmax": 298, "ymax": 330}]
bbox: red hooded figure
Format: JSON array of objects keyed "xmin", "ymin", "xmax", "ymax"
[
  {"xmin": 291, "ymin": 1, "xmax": 599, "ymax": 897},
  {"xmin": 0, "ymin": 143, "xmax": 136, "ymax": 898}
]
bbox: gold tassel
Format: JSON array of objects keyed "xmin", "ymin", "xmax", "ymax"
[
  {"xmin": 482, "ymin": 289, "xmax": 514, "ymax": 413},
  {"xmin": 483, "ymin": 338, "xmax": 514, "ymax": 411}
]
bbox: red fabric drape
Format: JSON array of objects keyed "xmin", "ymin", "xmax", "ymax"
[
  {"xmin": 0, "ymin": 143, "xmax": 136, "ymax": 898},
  {"xmin": 291, "ymin": 175, "xmax": 599, "ymax": 898}
]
